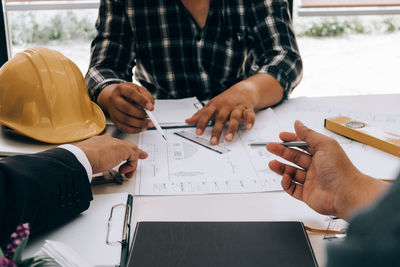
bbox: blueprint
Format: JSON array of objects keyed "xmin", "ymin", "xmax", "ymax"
[{"xmin": 132, "ymin": 109, "xmax": 284, "ymax": 196}]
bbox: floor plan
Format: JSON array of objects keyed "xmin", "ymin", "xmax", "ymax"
[{"xmin": 133, "ymin": 109, "xmax": 283, "ymax": 196}]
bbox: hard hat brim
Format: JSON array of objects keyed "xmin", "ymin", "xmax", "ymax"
[{"xmin": 0, "ymin": 103, "xmax": 106, "ymax": 144}]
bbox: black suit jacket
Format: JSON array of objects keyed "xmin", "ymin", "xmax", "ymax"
[{"xmin": 0, "ymin": 148, "xmax": 93, "ymax": 245}]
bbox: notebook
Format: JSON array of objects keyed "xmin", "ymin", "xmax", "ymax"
[{"xmin": 128, "ymin": 221, "xmax": 318, "ymax": 267}]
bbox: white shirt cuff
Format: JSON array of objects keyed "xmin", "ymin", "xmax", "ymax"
[{"xmin": 58, "ymin": 144, "xmax": 93, "ymax": 182}]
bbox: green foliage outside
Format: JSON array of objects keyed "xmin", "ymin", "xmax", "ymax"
[
  {"xmin": 7, "ymin": 11, "xmax": 400, "ymax": 44},
  {"xmin": 9, "ymin": 11, "xmax": 97, "ymax": 45},
  {"xmin": 295, "ymin": 17, "xmax": 400, "ymax": 37}
]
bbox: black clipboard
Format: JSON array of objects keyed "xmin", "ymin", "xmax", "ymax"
[
  {"xmin": 128, "ymin": 221, "xmax": 318, "ymax": 267},
  {"xmin": 106, "ymin": 194, "xmax": 133, "ymax": 267}
]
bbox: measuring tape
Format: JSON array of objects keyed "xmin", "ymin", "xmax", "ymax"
[
  {"xmin": 174, "ymin": 130, "xmax": 230, "ymax": 154},
  {"xmin": 325, "ymin": 116, "xmax": 400, "ymax": 157}
]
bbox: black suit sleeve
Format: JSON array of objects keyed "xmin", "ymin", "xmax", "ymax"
[{"xmin": 0, "ymin": 148, "xmax": 93, "ymax": 244}]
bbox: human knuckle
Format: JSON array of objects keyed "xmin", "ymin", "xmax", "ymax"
[
  {"xmin": 197, "ymin": 117, "xmax": 209, "ymax": 127},
  {"xmin": 230, "ymin": 112, "xmax": 241, "ymax": 121},
  {"xmin": 293, "ymin": 151, "xmax": 302, "ymax": 164},
  {"xmin": 216, "ymin": 112, "xmax": 228, "ymax": 121},
  {"xmin": 203, "ymin": 107, "xmax": 215, "ymax": 116},
  {"xmin": 193, "ymin": 109, "xmax": 202, "ymax": 116},
  {"xmin": 124, "ymin": 108, "xmax": 136, "ymax": 118},
  {"xmin": 110, "ymin": 90, "xmax": 119, "ymax": 99},
  {"xmin": 123, "ymin": 86, "xmax": 136, "ymax": 96},
  {"xmin": 228, "ymin": 124, "xmax": 238, "ymax": 132},
  {"xmin": 132, "ymin": 143, "xmax": 139, "ymax": 150},
  {"xmin": 205, "ymin": 100, "xmax": 213, "ymax": 107},
  {"xmin": 212, "ymin": 125, "xmax": 223, "ymax": 133},
  {"xmin": 120, "ymin": 114, "xmax": 131, "ymax": 125},
  {"xmin": 283, "ymin": 164, "xmax": 290, "ymax": 174},
  {"xmin": 112, "ymin": 84, "xmax": 122, "ymax": 93},
  {"xmin": 283, "ymin": 148, "xmax": 294, "ymax": 161},
  {"xmin": 103, "ymin": 134, "xmax": 112, "ymax": 141},
  {"xmin": 140, "ymin": 120, "xmax": 149, "ymax": 128},
  {"xmin": 327, "ymin": 138, "xmax": 338, "ymax": 147},
  {"xmin": 235, "ymin": 104, "xmax": 245, "ymax": 110},
  {"xmin": 295, "ymin": 169, "xmax": 303, "ymax": 180}
]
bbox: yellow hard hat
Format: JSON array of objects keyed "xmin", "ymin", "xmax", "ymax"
[{"xmin": 0, "ymin": 47, "xmax": 106, "ymax": 144}]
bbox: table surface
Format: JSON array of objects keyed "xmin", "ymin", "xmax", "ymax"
[
  {"xmin": 9, "ymin": 93, "xmax": 398, "ymax": 266},
  {"xmin": 90, "ymin": 93, "xmax": 400, "ymax": 267}
]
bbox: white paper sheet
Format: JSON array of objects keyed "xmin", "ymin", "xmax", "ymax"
[
  {"xmin": 132, "ymin": 108, "xmax": 284, "ymax": 196},
  {"xmin": 152, "ymin": 97, "xmax": 203, "ymax": 127}
]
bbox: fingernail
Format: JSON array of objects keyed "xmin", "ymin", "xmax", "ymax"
[
  {"xmin": 196, "ymin": 128, "xmax": 202, "ymax": 135},
  {"xmin": 211, "ymin": 137, "xmax": 218, "ymax": 145},
  {"xmin": 246, "ymin": 123, "xmax": 253, "ymax": 130},
  {"xmin": 146, "ymin": 102, "xmax": 153, "ymax": 110},
  {"xmin": 148, "ymin": 121, "xmax": 154, "ymax": 128},
  {"xmin": 225, "ymin": 133, "xmax": 233, "ymax": 141}
]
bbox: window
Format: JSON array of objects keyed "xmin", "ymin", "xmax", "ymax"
[
  {"xmin": 3, "ymin": 0, "xmax": 99, "ymax": 72},
  {"xmin": 299, "ymin": 0, "xmax": 400, "ymax": 16}
]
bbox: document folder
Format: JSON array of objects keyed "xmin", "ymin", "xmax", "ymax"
[{"xmin": 128, "ymin": 221, "xmax": 318, "ymax": 267}]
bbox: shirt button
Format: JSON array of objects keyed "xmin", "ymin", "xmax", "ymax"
[
  {"xmin": 74, "ymin": 191, "xmax": 80, "ymax": 203},
  {"xmin": 59, "ymin": 195, "xmax": 66, "ymax": 208},
  {"xmin": 67, "ymin": 193, "xmax": 73, "ymax": 206}
]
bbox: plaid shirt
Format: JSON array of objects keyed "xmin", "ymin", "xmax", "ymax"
[{"xmin": 86, "ymin": 0, "xmax": 302, "ymax": 101}]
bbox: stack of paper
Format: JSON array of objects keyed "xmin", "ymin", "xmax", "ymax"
[{"xmin": 39, "ymin": 240, "xmax": 91, "ymax": 267}]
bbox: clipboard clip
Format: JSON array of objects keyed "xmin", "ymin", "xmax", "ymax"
[{"xmin": 106, "ymin": 203, "xmax": 131, "ymax": 246}]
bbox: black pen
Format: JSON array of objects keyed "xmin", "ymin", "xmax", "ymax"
[{"xmin": 249, "ymin": 141, "xmax": 308, "ymax": 148}]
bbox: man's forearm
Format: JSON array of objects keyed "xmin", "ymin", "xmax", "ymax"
[
  {"xmin": 239, "ymin": 73, "xmax": 285, "ymax": 110},
  {"xmin": 336, "ymin": 173, "xmax": 390, "ymax": 220}
]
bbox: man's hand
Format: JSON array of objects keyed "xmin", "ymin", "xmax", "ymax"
[
  {"xmin": 97, "ymin": 82, "xmax": 155, "ymax": 133},
  {"xmin": 186, "ymin": 73, "xmax": 284, "ymax": 145},
  {"xmin": 185, "ymin": 82, "xmax": 257, "ymax": 145},
  {"xmin": 266, "ymin": 120, "xmax": 389, "ymax": 220},
  {"xmin": 75, "ymin": 135, "xmax": 148, "ymax": 178}
]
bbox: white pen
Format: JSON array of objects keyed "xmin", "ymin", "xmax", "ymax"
[
  {"xmin": 145, "ymin": 109, "xmax": 167, "ymax": 141},
  {"xmin": 249, "ymin": 141, "xmax": 308, "ymax": 148}
]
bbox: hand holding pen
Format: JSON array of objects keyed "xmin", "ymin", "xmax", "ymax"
[
  {"xmin": 266, "ymin": 120, "xmax": 389, "ymax": 220},
  {"xmin": 97, "ymin": 82, "xmax": 155, "ymax": 133}
]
